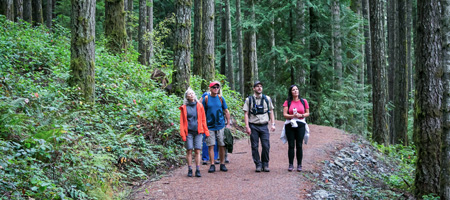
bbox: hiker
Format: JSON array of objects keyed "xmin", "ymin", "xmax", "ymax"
[
  {"xmin": 243, "ymin": 81, "xmax": 276, "ymax": 172},
  {"xmin": 179, "ymin": 88, "xmax": 210, "ymax": 177},
  {"xmin": 282, "ymin": 85, "xmax": 309, "ymax": 172},
  {"xmin": 202, "ymin": 81, "xmax": 232, "ymax": 173}
]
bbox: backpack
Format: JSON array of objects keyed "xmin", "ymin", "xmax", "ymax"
[
  {"xmin": 287, "ymin": 98, "xmax": 306, "ymax": 112},
  {"xmin": 202, "ymin": 94, "xmax": 224, "ymax": 113},
  {"xmin": 247, "ymin": 94, "xmax": 271, "ymax": 119}
]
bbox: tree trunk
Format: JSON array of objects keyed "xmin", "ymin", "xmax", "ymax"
[
  {"xmin": 220, "ymin": 3, "xmax": 226, "ymax": 76},
  {"xmin": 138, "ymin": 0, "xmax": 148, "ymax": 65},
  {"xmin": 243, "ymin": 0, "xmax": 256, "ymax": 96},
  {"xmin": 393, "ymin": 0, "xmax": 408, "ymax": 145},
  {"xmin": 309, "ymin": 5, "xmax": 321, "ymax": 124},
  {"xmin": 173, "ymin": 0, "xmax": 191, "ymax": 96},
  {"xmin": 105, "ymin": 0, "xmax": 127, "ymax": 55},
  {"xmin": 297, "ymin": 0, "xmax": 306, "ymax": 86},
  {"xmin": 14, "ymin": 0, "xmax": 23, "ymax": 22},
  {"xmin": 270, "ymin": 0, "xmax": 275, "ymax": 84},
  {"xmin": 407, "ymin": 0, "xmax": 413, "ymax": 102},
  {"xmin": 193, "ymin": 0, "xmax": 202, "ymax": 76},
  {"xmin": 362, "ymin": 0, "xmax": 371, "ymax": 86},
  {"xmin": 387, "ymin": 0, "xmax": 397, "ymax": 144},
  {"xmin": 32, "ymin": 0, "xmax": 43, "ymax": 25},
  {"xmin": 202, "ymin": 0, "xmax": 215, "ymax": 90},
  {"xmin": 69, "ymin": 0, "xmax": 96, "ymax": 103},
  {"xmin": 236, "ymin": 0, "xmax": 244, "ymax": 97},
  {"xmin": 225, "ymin": 0, "xmax": 234, "ymax": 89},
  {"xmin": 1, "ymin": 0, "xmax": 14, "ymax": 21},
  {"xmin": 414, "ymin": 0, "xmax": 442, "ymax": 197},
  {"xmin": 369, "ymin": 0, "xmax": 388, "ymax": 145},
  {"xmin": 332, "ymin": 0, "xmax": 342, "ymax": 89},
  {"xmin": 147, "ymin": 1, "xmax": 153, "ymax": 66},
  {"xmin": 45, "ymin": 0, "xmax": 52, "ymax": 28},
  {"xmin": 126, "ymin": 0, "xmax": 133, "ymax": 42},
  {"xmin": 23, "ymin": 0, "xmax": 32, "ymax": 23},
  {"xmin": 442, "ymin": 0, "xmax": 450, "ymax": 198}
]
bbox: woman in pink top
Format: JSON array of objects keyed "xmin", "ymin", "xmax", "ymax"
[{"xmin": 282, "ymin": 85, "xmax": 310, "ymax": 172}]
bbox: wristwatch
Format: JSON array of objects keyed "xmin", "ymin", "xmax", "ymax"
[{"xmin": 272, "ymin": 123, "xmax": 276, "ymax": 126}]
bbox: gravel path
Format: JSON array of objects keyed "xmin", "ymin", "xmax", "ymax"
[{"xmin": 130, "ymin": 120, "xmax": 352, "ymax": 200}]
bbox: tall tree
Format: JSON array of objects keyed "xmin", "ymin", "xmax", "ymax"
[
  {"xmin": 138, "ymin": 0, "xmax": 148, "ymax": 65},
  {"xmin": 14, "ymin": 0, "xmax": 23, "ymax": 22},
  {"xmin": 309, "ymin": 5, "xmax": 321, "ymax": 124},
  {"xmin": 296, "ymin": 0, "xmax": 306, "ymax": 87},
  {"xmin": 220, "ymin": 3, "xmax": 226, "ymax": 76},
  {"xmin": 172, "ymin": 0, "xmax": 191, "ymax": 95},
  {"xmin": 105, "ymin": 0, "xmax": 127, "ymax": 55},
  {"xmin": 414, "ymin": 0, "xmax": 442, "ymax": 197},
  {"xmin": 243, "ymin": 0, "xmax": 256, "ymax": 96},
  {"xmin": 332, "ymin": 0, "xmax": 342, "ymax": 89},
  {"xmin": 387, "ymin": 0, "xmax": 397, "ymax": 143},
  {"xmin": 32, "ymin": 0, "xmax": 43, "ymax": 25},
  {"xmin": 442, "ymin": 0, "xmax": 450, "ymax": 198},
  {"xmin": 236, "ymin": 0, "xmax": 244, "ymax": 96},
  {"xmin": 69, "ymin": 0, "xmax": 96, "ymax": 103},
  {"xmin": 193, "ymin": 0, "xmax": 202, "ymax": 76},
  {"xmin": 147, "ymin": 0, "xmax": 153, "ymax": 66},
  {"xmin": 362, "ymin": 0, "xmax": 371, "ymax": 85},
  {"xmin": 201, "ymin": 0, "xmax": 215, "ymax": 90},
  {"xmin": 23, "ymin": 0, "xmax": 32, "ymax": 23},
  {"xmin": 369, "ymin": 0, "xmax": 388, "ymax": 145},
  {"xmin": 45, "ymin": 0, "xmax": 52, "ymax": 28},
  {"xmin": 0, "ymin": 0, "xmax": 14, "ymax": 21},
  {"xmin": 225, "ymin": 0, "xmax": 234, "ymax": 89},
  {"xmin": 125, "ymin": 0, "xmax": 133, "ymax": 42},
  {"xmin": 393, "ymin": 0, "xmax": 408, "ymax": 145}
]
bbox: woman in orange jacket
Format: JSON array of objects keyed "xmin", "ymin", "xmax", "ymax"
[{"xmin": 179, "ymin": 88, "xmax": 210, "ymax": 177}]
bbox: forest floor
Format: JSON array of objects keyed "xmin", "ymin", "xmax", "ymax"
[{"xmin": 129, "ymin": 120, "xmax": 352, "ymax": 199}]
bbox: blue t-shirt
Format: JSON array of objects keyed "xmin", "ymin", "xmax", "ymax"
[{"xmin": 202, "ymin": 94, "xmax": 228, "ymax": 131}]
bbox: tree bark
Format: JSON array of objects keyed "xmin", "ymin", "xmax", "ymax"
[
  {"xmin": 309, "ymin": 5, "xmax": 321, "ymax": 124},
  {"xmin": 45, "ymin": 0, "xmax": 52, "ymax": 28},
  {"xmin": 442, "ymin": 0, "xmax": 450, "ymax": 198},
  {"xmin": 193, "ymin": 0, "xmax": 202, "ymax": 76},
  {"xmin": 236, "ymin": 0, "xmax": 244, "ymax": 97},
  {"xmin": 147, "ymin": 1, "xmax": 153, "ymax": 66},
  {"xmin": 369, "ymin": 0, "xmax": 388, "ymax": 145},
  {"xmin": 14, "ymin": 0, "xmax": 23, "ymax": 22},
  {"xmin": 105, "ymin": 0, "xmax": 127, "ymax": 55},
  {"xmin": 297, "ymin": 0, "xmax": 306, "ymax": 86},
  {"xmin": 138, "ymin": 0, "xmax": 148, "ymax": 65},
  {"xmin": 393, "ymin": 0, "xmax": 408, "ymax": 145},
  {"xmin": 220, "ymin": 3, "xmax": 226, "ymax": 75},
  {"xmin": 32, "ymin": 0, "xmax": 43, "ymax": 25},
  {"xmin": 387, "ymin": 0, "xmax": 397, "ymax": 144},
  {"xmin": 23, "ymin": 0, "xmax": 32, "ymax": 23},
  {"xmin": 126, "ymin": 0, "xmax": 133, "ymax": 42},
  {"xmin": 69, "ymin": 0, "xmax": 96, "ymax": 103},
  {"xmin": 414, "ymin": 0, "xmax": 442, "ymax": 197},
  {"xmin": 243, "ymin": 0, "xmax": 256, "ymax": 96},
  {"xmin": 225, "ymin": 0, "xmax": 234, "ymax": 89},
  {"xmin": 173, "ymin": 0, "xmax": 191, "ymax": 96},
  {"xmin": 362, "ymin": 0, "xmax": 371, "ymax": 86},
  {"xmin": 1, "ymin": 0, "xmax": 14, "ymax": 21},
  {"xmin": 201, "ymin": 0, "xmax": 214, "ymax": 90},
  {"xmin": 332, "ymin": 0, "xmax": 342, "ymax": 89}
]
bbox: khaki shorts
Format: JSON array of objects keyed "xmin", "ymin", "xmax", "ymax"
[{"xmin": 206, "ymin": 128, "xmax": 225, "ymax": 147}]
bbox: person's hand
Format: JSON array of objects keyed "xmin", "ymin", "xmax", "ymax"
[
  {"xmin": 270, "ymin": 124, "xmax": 276, "ymax": 132},
  {"xmin": 246, "ymin": 126, "xmax": 251, "ymax": 135},
  {"xmin": 226, "ymin": 123, "xmax": 232, "ymax": 129}
]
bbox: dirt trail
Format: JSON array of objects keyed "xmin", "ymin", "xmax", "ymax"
[{"xmin": 130, "ymin": 120, "xmax": 352, "ymax": 200}]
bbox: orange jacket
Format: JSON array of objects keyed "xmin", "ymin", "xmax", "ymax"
[{"xmin": 179, "ymin": 102, "xmax": 210, "ymax": 141}]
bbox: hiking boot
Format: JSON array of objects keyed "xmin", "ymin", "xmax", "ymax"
[
  {"xmin": 263, "ymin": 167, "xmax": 270, "ymax": 172},
  {"xmin": 208, "ymin": 165, "xmax": 215, "ymax": 173},
  {"xmin": 195, "ymin": 169, "xmax": 201, "ymax": 177},
  {"xmin": 297, "ymin": 166, "xmax": 302, "ymax": 172},
  {"xmin": 288, "ymin": 164, "xmax": 294, "ymax": 172},
  {"xmin": 255, "ymin": 166, "xmax": 262, "ymax": 172},
  {"xmin": 220, "ymin": 164, "xmax": 228, "ymax": 172},
  {"xmin": 188, "ymin": 169, "xmax": 193, "ymax": 177},
  {"xmin": 202, "ymin": 160, "xmax": 208, "ymax": 165}
]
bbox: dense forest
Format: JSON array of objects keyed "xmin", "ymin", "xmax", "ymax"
[{"xmin": 0, "ymin": 0, "xmax": 449, "ymax": 199}]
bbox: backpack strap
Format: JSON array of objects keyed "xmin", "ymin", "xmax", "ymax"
[
  {"xmin": 288, "ymin": 98, "xmax": 305, "ymax": 113},
  {"xmin": 204, "ymin": 94, "xmax": 224, "ymax": 112}
]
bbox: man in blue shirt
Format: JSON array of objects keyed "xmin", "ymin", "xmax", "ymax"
[{"xmin": 203, "ymin": 81, "xmax": 232, "ymax": 173}]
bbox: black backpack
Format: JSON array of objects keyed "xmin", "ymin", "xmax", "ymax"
[{"xmin": 247, "ymin": 94, "xmax": 271, "ymax": 119}]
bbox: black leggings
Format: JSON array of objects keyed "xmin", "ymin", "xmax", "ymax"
[{"xmin": 285, "ymin": 123, "xmax": 305, "ymax": 166}]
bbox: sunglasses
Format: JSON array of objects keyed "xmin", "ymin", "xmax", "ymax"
[{"xmin": 212, "ymin": 86, "xmax": 220, "ymax": 89}]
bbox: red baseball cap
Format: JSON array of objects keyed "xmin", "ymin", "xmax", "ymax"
[{"xmin": 209, "ymin": 81, "xmax": 220, "ymax": 88}]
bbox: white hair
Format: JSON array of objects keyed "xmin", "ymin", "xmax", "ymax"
[{"xmin": 183, "ymin": 88, "xmax": 198, "ymax": 105}]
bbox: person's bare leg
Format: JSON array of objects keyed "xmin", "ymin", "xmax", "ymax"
[
  {"xmin": 195, "ymin": 149, "xmax": 201, "ymax": 166},
  {"xmin": 219, "ymin": 146, "xmax": 226, "ymax": 164},
  {"xmin": 186, "ymin": 149, "xmax": 193, "ymax": 165},
  {"xmin": 208, "ymin": 146, "xmax": 215, "ymax": 164}
]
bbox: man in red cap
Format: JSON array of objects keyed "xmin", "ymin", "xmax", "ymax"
[{"xmin": 202, "ymin": 81, "xmax": 232, "ymax": 173}]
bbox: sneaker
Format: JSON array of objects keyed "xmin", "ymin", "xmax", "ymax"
[
  {"xmin": 208, "ymin": 165, "xmax": 216, "ymax": 173},
  {"xmin": 195, "ymin": 169, "xmax": 201, "ymax": 177},
  {"xmin": 263, "ymin": 167, "xmax": 270, "ymax": 172},
  {"xmin": 297, "ymin": 166, "xmax": 302, "ymax": 172},
  {"xmin": 214, "ymin": 160, "xmax": 220, "ymax": 164},
  {"xmin": 220, "ymin": 164, "xmax": 228, "ymax": 172},
  {"xmin": 225, "ymin": 159, "xmax": 230, "ymax": 164},
  {"xmin": 202, "ymin": 160, "xmax": 208, "ymax": 165},
  {"xmin": 255, "ymin": 166, "xmax": 262, "ymax": 172},
  {"xmin": 288, "ymin": 164, "xmax": 294, "ymax": 172},
  {"xmin": 188, "ymin": 169, "xmax": 193, "ymax": 177}
]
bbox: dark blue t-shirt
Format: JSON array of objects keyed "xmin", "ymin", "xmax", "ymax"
[{"xmin": 202, "ymin": 93, "xmax": 228, "ymax": 131}]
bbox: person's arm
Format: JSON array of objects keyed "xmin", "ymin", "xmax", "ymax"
[
  {"xmin": 224, "ymin": 108, "xmax": 231, "ymax": 128},
  {"xmin": 269, "ymin": 109, "xmax": 276, "ymax": 132},
  {"xmin": 301, "ymin": 109, "xmax": 310, "ymax": 118},
  {"xmin": 283, "ymin": 106, "xmax": 301, "ymax": 119},
  {"xmin": 244, "ymin": 111, "xmax": 251, "ymax": 135}
]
